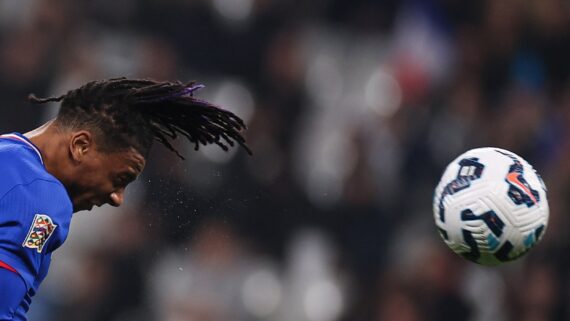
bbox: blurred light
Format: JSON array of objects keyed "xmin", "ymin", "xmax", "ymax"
[
  {"xmin": 463, "ymin": 266, "xmax": 507, "ymax": 321},
  {"xmin": 200, "ymin": 143, "xmax": 238, "ymax": 163},
  {"xmin": 241, "ymin": 269, "xmax": 282, "ymax": 318},
  {"xmin": 304, "ymin": 130, "xmax": 357, "ymax": 208},
  {"xmin": 200, "ymin": 79, "xmax": 255, "ymax": 163},
  {"xmin": 0, "ymin": 0, "xmax": 36, "ymax": 29},
  {"xmin": 304, "ymin": 280, "xmax": 344, "ymax": 321},
  {"xmin": 289, "ymin": 229, "xmax": 337, "ymax": 275},
  {"xmin": 305, "ymin": 53, "xmax": 343, "ymax": 108},
  {"xmin": 306, "ymin": 173, "xmax": 342, "ymax": 209},
  {"xmin": 212, "ymin": 0, "xmax": 253, "ymax": 23},
  {"xmin": 365, "ymin": 69, "xmax": 402, "ymax": 117},
  {"xmin": 212, "ymin": 80, "xmax": 255, "ymax": 124},
  {"xmin": 98, "ymin": 32, "xmax": 140, "ymax": 76}
]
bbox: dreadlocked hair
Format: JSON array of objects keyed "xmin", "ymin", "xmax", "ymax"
[{"xmin": 28, "ymin": 77, "xmax": 251, "ymax": 159}]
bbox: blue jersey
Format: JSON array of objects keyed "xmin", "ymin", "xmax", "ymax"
[{"xmin": 0, "ymin": 133, "xmax": 73, "ymax": 320}]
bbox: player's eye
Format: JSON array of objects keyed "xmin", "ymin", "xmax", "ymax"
[
  {"xmin": 114, "ymin": 173, "xmax": 136, "ymax": 187},
  {"xmin": 113, "ymin": 176, "xmax": 128, "ymax": 187}
]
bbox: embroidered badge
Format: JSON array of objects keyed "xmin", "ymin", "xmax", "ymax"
[{"xmin": 23, "ymin": 214, "xmax": 57, "ymax": 253}]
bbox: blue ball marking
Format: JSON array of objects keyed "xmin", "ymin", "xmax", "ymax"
[
  {"xmin": 437, "ymin": 158, "xmax": 485, "ymax": 223},
  {"xmin": 461, "ymin": 209, "xmax": 505, "ymax": 237}
]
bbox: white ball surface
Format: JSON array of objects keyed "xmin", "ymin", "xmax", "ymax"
[{"xmin": 433, "ymin": 147, "xmax": 549, "ymax": 265}]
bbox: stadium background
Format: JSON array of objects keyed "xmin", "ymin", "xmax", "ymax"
[{"xmin": 1, "ymin": 0, "xmax": 569, "ymax": 320}]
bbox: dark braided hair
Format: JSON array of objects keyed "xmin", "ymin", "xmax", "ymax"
[{"xmin": 28, "ymin": 77, "xmax": 251, "ymax": 159}]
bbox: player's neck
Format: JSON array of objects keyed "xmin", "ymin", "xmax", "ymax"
[
  {"xmin": 24, "ymin": 120, "xmax": 54, "ymax": 139},
  {"xmin": 24, "ymin": 121, "xmax": 69, "ymax": 180},
  {"xmin": 24, "ymin": 120, "xmax": 57, "ymax": 154}
]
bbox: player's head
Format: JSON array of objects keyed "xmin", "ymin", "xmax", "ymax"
[{"xmin": 29, "ymin": 77, "xmax": 250, "ymax": 212}]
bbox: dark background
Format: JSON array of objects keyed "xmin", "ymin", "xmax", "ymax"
[{"xmin": 1, "ymin": 0, "xmax": 569, "ymax": 320}]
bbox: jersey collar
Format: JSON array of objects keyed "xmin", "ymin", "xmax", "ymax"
[{"xmin": 0, "ymin": 133, "xmax": 44, "ymax": 165}]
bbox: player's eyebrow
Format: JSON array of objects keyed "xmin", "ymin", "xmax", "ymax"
[{"xmin": 119, "ymin": 170, "xmax": 138, "ymax": 183}]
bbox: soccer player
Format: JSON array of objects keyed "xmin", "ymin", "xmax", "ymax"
[{"xmin": 0, "ymin": 78, "xmax": 250, "ymax": 320}]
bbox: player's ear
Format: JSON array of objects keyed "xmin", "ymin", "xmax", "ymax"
[{"xmin": 69, "ymin": 131, "xmax": 93, "ymax": 163}]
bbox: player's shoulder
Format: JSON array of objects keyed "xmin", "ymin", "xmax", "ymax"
[
  {"xmin": 0, "ymin": 135, "xmax": 65, "ymax": 200},
  {"xmin": 0, "ymin": 133, "xmax": 41, "ymax": 161},
  {"xmin": 0, "ymin": 152, "xmax": 72, "ymax": 225}
]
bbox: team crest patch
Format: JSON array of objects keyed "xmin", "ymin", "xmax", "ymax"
[{"xmin": 23, "ymin": 214, "xmax": 57, "ymax": 253}]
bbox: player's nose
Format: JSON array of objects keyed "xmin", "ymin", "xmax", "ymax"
[{"xmin": 110, "ymin": 189, "xmax": 125, "ymax": 207}]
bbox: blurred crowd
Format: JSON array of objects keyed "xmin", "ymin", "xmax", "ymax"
[{"xmin": 1, "ymin": 0, "xmax": 570, "ymax": 320}]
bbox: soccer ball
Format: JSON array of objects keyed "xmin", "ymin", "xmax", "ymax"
[{"xmin": 433, "ymin": 147, "xmax": 549, "ymax": 265}]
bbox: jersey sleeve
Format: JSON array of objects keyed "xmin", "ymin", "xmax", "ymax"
[
  {"xmin": 0, "ymin": 267, "xmax": 27, "ymax": 320},
  {"xmin": 0, "ymin": 179, "xmax": 73, "ymax": 290}
]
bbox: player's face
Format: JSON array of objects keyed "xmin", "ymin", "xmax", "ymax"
[{"xmin": 69, "ymin": 147, "xmax": 146, "ymax": 212}]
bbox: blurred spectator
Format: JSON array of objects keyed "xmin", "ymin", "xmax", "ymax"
[
  {"xmin": 149, "ymin": 217, "xmax": 280, "ymax": 321},
  {"xmin": 0, "ymin": 0, "xmax": 569, "ymax": 320}
]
